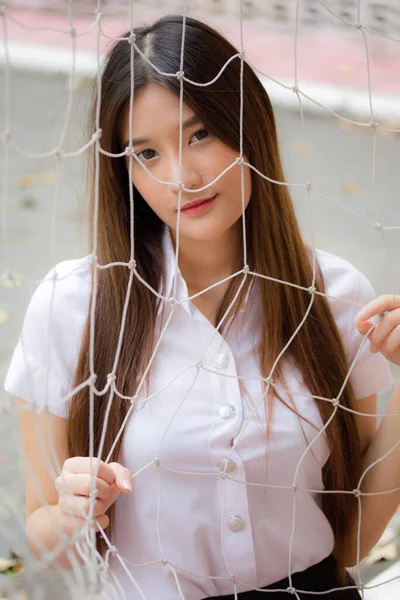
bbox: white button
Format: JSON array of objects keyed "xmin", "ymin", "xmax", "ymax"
[
  {"xmin": 213, "ymin": 353, "xmax": 229, "ymax": 370},
  {"xmin": 218, "ymin": 458, "xmax": 237, "ymax": 473},
  {"xmin": 219, "ymin": 404, "xmax": 236, "ymax": 419},
  {"xmin": 228, "ymin": 515, "xmax": 244, "ymax": 532}
]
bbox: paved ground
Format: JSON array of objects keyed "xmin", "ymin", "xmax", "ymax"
[{"xmin": 1, "ymin": 3, "xmax": 400, "ymax": 599}]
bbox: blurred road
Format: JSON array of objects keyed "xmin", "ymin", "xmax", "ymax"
[{"xmin": 0, "ymin": 67, "xmax": 399, "ymax": 596}]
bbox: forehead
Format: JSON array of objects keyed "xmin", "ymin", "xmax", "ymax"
[{"xmin": 120, "ymin": 82, "xmax": 194, "ymax": 138}]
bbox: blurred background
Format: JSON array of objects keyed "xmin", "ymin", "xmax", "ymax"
[{"xmin": 0, "ymin": 1, "xmax": 400, "ymax": 598}]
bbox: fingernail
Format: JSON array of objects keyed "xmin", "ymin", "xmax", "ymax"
[
  {"xmin": 354, "ymin": 312, "xmax": 362, "ymax": 323},
  {"xmin": 122, "ymin": 479, "xmax": 132, "ymax": 492}
]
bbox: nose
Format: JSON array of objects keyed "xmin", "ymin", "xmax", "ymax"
[{"xmin": 170, "ymin": 157, "xmax": 202, "ymax": 194}]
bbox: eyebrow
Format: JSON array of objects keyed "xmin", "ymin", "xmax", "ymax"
[{"xmin": 122, "ymin": 114, "xmax": 202, "ymax": 149}]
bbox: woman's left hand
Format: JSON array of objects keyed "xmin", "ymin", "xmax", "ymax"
[{"xmin": 355, "ymin": 295, "xmax": 400, "ymax": 367}]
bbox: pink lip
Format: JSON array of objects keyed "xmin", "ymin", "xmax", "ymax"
[{"xmin": 180, "ymin": 194, "xmax": 217, "ymax": 215}]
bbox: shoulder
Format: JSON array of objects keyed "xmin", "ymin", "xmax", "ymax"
[
  {"xmin": 20, "ymin": 255, "xmax": 92, "ymax": 359},
  {"xmin": 30, "ymin": 256, "xmax": 92, "ymax": 316},
  {"xmin": 4, "ymin": 256, "xmax": 92, "ymax": 417},
  {"xmin": 39, "ymin": 255, "xmax": 91, "ymax": 292},
  {"xmin": 313, "ymin": 248, "xmax": 375, "ymax": 307},
  {"xmin": 312, "ymin": 248, "xmax": 394, "ymax": 398}
]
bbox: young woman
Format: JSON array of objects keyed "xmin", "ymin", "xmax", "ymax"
[{"xmin": 4, "ymin": 14, "xmax": 400, "ymax": 600}]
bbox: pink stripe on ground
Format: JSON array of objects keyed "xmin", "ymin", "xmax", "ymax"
[{"xmin": 2, "ymin": 8, "xmax": 400, "ymax": 96}]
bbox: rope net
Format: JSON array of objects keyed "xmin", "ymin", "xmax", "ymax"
[{"xmin": 1, "ymin": 1, "xmax": 400, "ymax": 599}]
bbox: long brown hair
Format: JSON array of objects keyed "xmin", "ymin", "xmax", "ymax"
[{"xmin": 68, "ymin": 15, "xmax": 361, "ymax": 575}]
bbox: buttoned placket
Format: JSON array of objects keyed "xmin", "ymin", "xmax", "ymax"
[
  {"xmin": 161, "ymin": 226, "xmax": 258, "ymax": 586},
  {"xmin": 204, "ymin": 327, "xmax": 258, "ymax": 586}
]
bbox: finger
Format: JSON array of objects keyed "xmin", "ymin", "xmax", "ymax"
[
  {"xmin": 59, "ymin": 513, "xmax": 110, "ymax": 536},
  {"xmin": 356, "ymin": 320, "xmax": 375, "ymax": 335},
  {"xmin": 59, "ymin": 494, "xmax": 107, "ymax": 519},
  {"xmin": 355, "ymin": 294, "xmax": 400, "ymax": 324},
  {"xmin": 381, "ymin": 325, "xmax": 400, "ymax": 364},
  {"xmin": 92, "ymin": 513, "xmax": 110, "ymax": 532},
  {"xmin": 62, "ymin": 457, "xmax": 116, "ymax": 486},
  {"xmin": 108, "ymin": 462, "xmax": 133, "ymax": 493},
  {"xmin": 366, "ymin": 309, "xmax": 400, "ymax": 351},
  {"xmin": 55, "ymin": 473, "xmax": 111, "ymax": 500}
]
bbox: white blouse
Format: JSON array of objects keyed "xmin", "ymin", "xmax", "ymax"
[{"xmin": 4, "ymin": 226, "xmax": 394, "ymax": 600}]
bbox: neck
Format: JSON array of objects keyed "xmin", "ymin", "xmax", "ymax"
[{"xmin": 169, "ymin": 221, "xmax": 243, "ymax": 289}]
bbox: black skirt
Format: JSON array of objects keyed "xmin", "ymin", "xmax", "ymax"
[{"xmin": 203, "ymin": 555, "xmax": 361, "ymax": 599}]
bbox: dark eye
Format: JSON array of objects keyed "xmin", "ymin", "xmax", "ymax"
[
  {"xmin": 192, "ymin": 128, "xmax": 209, "ymax": 142},
  {"xmin": 137, "ymin": 149, "xmax": 157, "ymax": 162}
]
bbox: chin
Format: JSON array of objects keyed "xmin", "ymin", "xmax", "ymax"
[{"xmin": 186, "ymin": 224, "xmax": 234, "ymax": 242}]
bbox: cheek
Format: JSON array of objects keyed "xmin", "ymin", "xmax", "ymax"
[
  {"xmin": 233, "ymin": 165, "xmax": 252, "ymax": 203},
  {"xmin": 245, "ymin": 168, "xmax": 252, "ymax": 202}
]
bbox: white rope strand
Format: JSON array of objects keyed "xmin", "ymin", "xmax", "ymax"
[{"xmin": 3, "ymin": 1, "xmax": 400, "ymax": 599}]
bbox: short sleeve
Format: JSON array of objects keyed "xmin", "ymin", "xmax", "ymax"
[
  {"xmin": 317, "ymin": 250, "xmax": 395, "ymax": 400},
  {"xmin": 4, "ymin": 257, "xmax": 91, "ymax": 418}
]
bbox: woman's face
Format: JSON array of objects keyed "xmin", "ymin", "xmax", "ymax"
[{"xmin": 120, "ymin": 83, "xmax": 252, "ymax": 242}]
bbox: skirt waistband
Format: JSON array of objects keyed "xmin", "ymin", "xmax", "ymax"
[{"xmin": 204, "ymin": 555, "xmax": 361, "ymax": 599}]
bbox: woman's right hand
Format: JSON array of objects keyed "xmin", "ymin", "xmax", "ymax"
[{"xmin": 55, "ymin": 457, "xmax": 132, "ymax": 535}]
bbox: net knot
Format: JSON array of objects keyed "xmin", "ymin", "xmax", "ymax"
[
  {"xmin": 220, "ymin": 471, "xmax": 227, "ymax": 479},
  {"xmin": 238, "ymin": 51, "xmax": 246, "ymax": 60},
  {"xmin": 286, "ymin": 586, "xmax": 296, "ymax": 595},
  {"xmin": 126, "ymin": 145, "xmax": 135, "ymax": 157},
  {"xmin": 352, "ymin": 488, "xmax": 361, "ymax": 498},
  {"xmin": 176, "ymin": 181, "xmax": 184, "ymax": 191},
  {"xmin": 107, "ymin": 373, "xmax": 116, "ymax": 384},
  {"xmin": 4, "ymin": 130, "xmax": 11, "ymax": 143},
  {"xmin": 291, "ymin": 84, "xmax": 299, "ymax": 94},
  {"xmin": 196, "ymin": 360, "xmax": 203, "ymax": 369},
  {"xmin": 89, "ymin": 488, "xmax": 98, "ymax": 500},
  {"xmin": 128, "ymin": 33, "xmax": 136, "ymax": 44},
  {"xmin": 94, "ymin": 9, "xmax": 102, "ymax": 19},
  {"xmin": 128, "ymin": 258, "xmax": 136, "ymax": 270},
  {"xmin": 70, "ymin": 27, "xmax": 77, "ymax": 38},
  {"xmin": 374, "ymin": 222, "xmax": 382, "ymax": 230},
  {"xmin": 308, "ymin": 285, "xmax": 316, "ymax": 294},
  {"xmin": 160, "ymin": 557, "xmax": 168, "ymax": 565},
  {"xmin": 357, "ymin": 584, "xmax": 365, "ymax": 591},
  {"xmin": 89, "ymin": 373, "xmax": 98, "ymax": 385},
  {"xmin": 264, "ymin": 376, "xmax": 273, "ymax": 385},
  {"xmin": 304, "ymin": 181, "xmax": 311, "ymax": 192},
  {"xmin": 332, "ymin": 397, "xmax": 340, "ymax": 407},
  {"xmin": 168, "ymin": 297, "xmax": 178, "ymax": 307},
  {"xmin": 292, "ymin": 484, "xmax": 297, "ymax": 492},
  {"xmin": 176, "ymin": 70, "xmax": 185, "ymax": 81},
  {"xmin": 56, "ymin": 150, "xmax": 63, "ymax": 161},
  {"xmin": 108, "ymin": 545, "xmax": 117, "ymax": 555},
  {"xmin": 130, "ymin": 394, "xmax": 139, "ymax": 405},
  {"xmin": 369, "ymin": 119, "xmax": 378, "ymax": 129},
  {"xmin": 355, "ymin": 22, "xmax": 362, "ymax": 30},
  {"xmin": 88, "ymin": 253, "xmax": 97, "ymax": 266},
  {"xmin": 235, "ymin": 156, "xmax": 244, "ymax": 165},
  {"xmin": 242, "ymin": 265, "xmax": 249, "ymax": 275},
  {"xmin": 92, "ymin": 129, "xmax": 102, "ymax": 142},
  {"xmin": 153, "ymin": 457, "xmax": 160, "ymax": 468}
]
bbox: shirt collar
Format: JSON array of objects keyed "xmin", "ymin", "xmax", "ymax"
[
  {"xmin": 160, "ymin": 225, "xmax": 255, "ymax": 318},
  {"xmin": 161, "ymin": 226, "xmax": 192, "ymax": 317}
]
